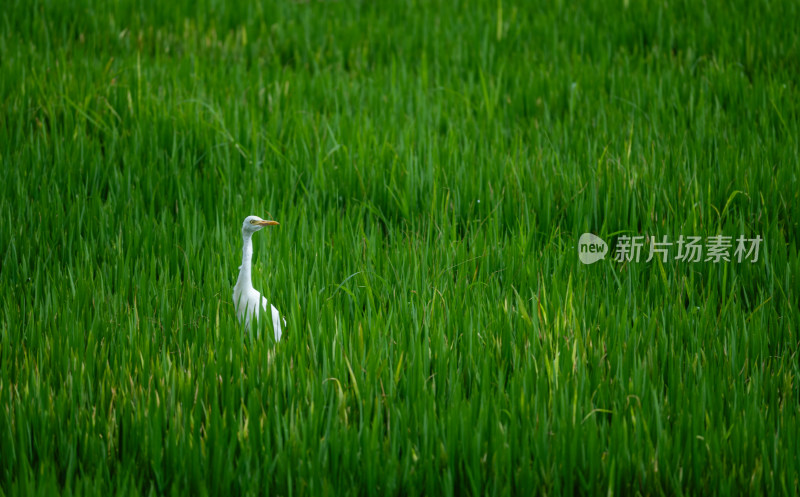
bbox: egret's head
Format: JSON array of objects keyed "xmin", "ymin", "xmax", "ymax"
[{"xmin": 242, "ymin": 215, "xmax": 279, "ymax": 235}]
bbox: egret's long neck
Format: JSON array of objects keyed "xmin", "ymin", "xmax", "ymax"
[{"xmin": 237, "ymin": 232, "xmax": 254, "ymax": 289}]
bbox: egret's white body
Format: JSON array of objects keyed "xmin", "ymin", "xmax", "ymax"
[{"xmin": 233, "ymin": 215, "xmax": 284, "ymax": 341}]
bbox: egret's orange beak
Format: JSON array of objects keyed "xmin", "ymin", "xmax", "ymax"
[{"xmin": 256, "ymin": 219, "xmax": 279, "ymax": 226}]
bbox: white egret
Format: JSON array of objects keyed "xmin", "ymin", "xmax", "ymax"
[{"xmin": 233, "ymin": 215, "xmax": 284, "ymax": 341}]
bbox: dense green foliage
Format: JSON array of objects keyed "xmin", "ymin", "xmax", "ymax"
[{"xmin": 1, "ymin": 0, "xmax": 798, "ymax": 494}]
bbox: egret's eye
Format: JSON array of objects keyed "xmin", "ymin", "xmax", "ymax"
[{"xmin": 249, "ymin": 219, "xmax": 258, "ymax": 225}]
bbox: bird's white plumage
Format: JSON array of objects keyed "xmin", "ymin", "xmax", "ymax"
[{"xmin": 233, "ymin": 215, "xmax": 284, "ymax": 342}]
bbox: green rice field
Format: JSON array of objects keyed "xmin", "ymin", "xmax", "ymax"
[{"xmin": 1, "ymin": 0, "xmax": 799, "ymax": 494}]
